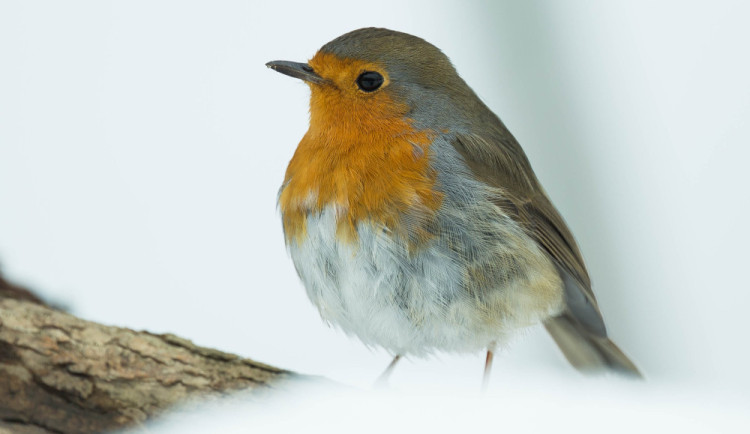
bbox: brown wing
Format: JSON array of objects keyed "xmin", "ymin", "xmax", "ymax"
[
  {"xmin": 451, "ymin": 132, "xmax": 607, "ymax": 337},
  {"xmin": 448, "ymin": 120, "xmax": 641, "ymax": 376}
]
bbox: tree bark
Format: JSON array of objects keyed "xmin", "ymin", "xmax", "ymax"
[{"xmin": 0, "ymin": 278, "xmax": 292, "ymax": 434}]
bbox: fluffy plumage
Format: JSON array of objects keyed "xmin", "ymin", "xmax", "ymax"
[{"xmin": 274, "ymin": 27, "xmax": 641, "ymax": 377}]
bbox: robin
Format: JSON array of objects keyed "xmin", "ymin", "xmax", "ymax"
[{"xmin": 267, "ymin": 27, "xmax": 641, "ymax": 387}]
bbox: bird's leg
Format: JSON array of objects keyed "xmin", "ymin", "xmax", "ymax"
[
  {"xmin": 482, "ymin": 343, "xmax": 496, "ymax": 393},
  {"xmin": 375, "ymin": 354, "xmax": 401, "ymax": 387}
]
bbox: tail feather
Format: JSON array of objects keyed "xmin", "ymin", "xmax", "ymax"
[{"xmin": 544, "ymin": 313, "xmax": 642, "ymax": 378}]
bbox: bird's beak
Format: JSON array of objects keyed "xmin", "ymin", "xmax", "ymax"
[{"xmin": 266, "ymin": 60, "xmax": 326, "ymax": 85}]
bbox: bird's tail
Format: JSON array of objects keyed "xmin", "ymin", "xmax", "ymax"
[{"xmin": 544, "ymin": 313, "xmax": 642, "ymax": 378}]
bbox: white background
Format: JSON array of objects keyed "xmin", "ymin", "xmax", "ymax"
[{"xmin": 1, "ymin": 1, "xmax": 749, "ymax": 431}]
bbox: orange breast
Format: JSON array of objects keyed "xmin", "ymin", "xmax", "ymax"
[{"xmin": 279, "ymin": 54, "xmax": 443, "ymax": 245}]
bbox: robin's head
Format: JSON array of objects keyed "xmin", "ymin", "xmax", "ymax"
[{"xmin": 267, "ymin": 28, "xmax": 482, "ymax": 134}]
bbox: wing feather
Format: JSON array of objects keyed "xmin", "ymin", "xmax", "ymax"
[{"xmin": 451, "ymin": 132, "xmax": 606, "ymax": 336}]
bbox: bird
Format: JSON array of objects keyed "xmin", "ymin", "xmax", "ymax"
[{"xmin": 266, "ymin": 27, "xmax": 641, "ymax": 387}]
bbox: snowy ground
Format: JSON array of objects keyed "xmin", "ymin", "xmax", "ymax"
[{"xmin": 139, "ymin": 375, "xmax": 749, "ymax": 434}]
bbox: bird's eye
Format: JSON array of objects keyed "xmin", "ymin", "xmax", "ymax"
[{"xmin": 356, "ymin": 71, "xmax": 384, "ymax": 92}]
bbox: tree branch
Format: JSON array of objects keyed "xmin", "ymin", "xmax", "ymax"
[{"xmin": 0, "ymin": 277, "xmax": 292, "ymax": 434}]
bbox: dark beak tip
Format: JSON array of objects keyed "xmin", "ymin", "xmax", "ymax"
[{"xmin": 265, "ymin": 60, "xmax": 324, "ymax": 84}]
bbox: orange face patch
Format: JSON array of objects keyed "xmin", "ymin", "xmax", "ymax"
[{"xmin": 279, "ymin": 52, "xmax": 443, "ymax": 246}]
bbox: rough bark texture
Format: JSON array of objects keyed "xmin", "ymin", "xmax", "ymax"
[{"xmin": 0, "ymin": 277, "xmax": 292, "ymax": 434}]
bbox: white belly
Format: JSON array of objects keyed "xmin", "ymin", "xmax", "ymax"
[{"xmin": 287, "ymin": 205, "xmax": 564, "ymax": 357}]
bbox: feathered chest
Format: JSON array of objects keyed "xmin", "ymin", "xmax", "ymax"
[
  {"xmin": 278, "ymin": 126, "xmax": 443, "ymax": 246},
  {"xmin": 278, "ymin": 130, "xmax": 564, "ymax": 355}
]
